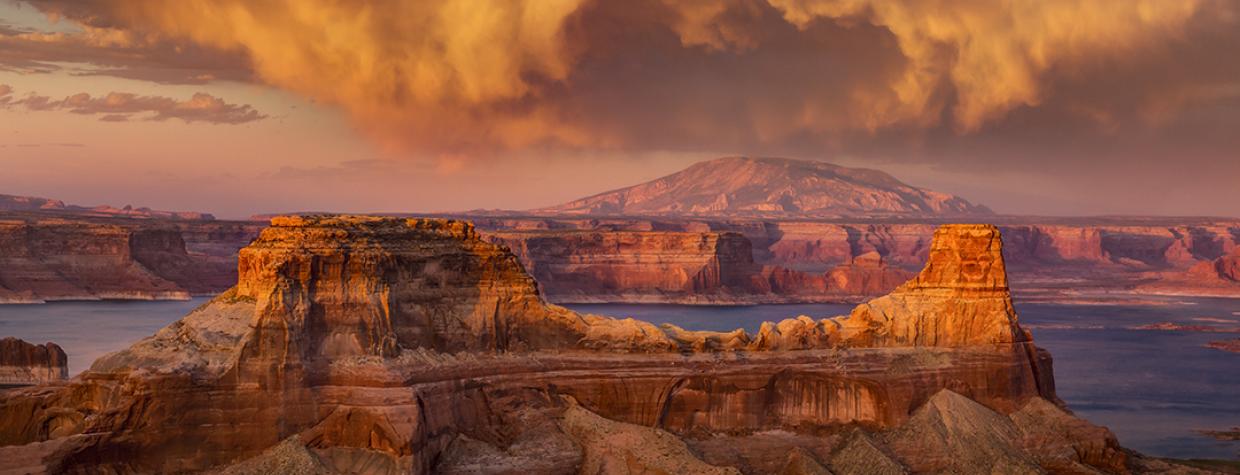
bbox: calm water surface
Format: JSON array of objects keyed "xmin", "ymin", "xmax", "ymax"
[
  {"xmin": 0, "ymin": 298, "xmax": 208, "ymax": 375},
  {"xmin": 0, "ymin": 296, "xmax": 1236, "ymax": 460}
]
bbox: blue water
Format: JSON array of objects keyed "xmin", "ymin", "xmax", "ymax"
[
  {"xmin": 567, "ymin": 298, "xmax": 1240, "ymax": 461},
  {"xmin": 0, "ymin": 298, "xmax": 209, "ymax": 375},
  {"xmin": 0, "ymin": 296, "xmax": 1235, "ymax": 459}
]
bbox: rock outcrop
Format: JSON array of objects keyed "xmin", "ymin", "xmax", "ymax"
[
  {"xmin": 0, "ymin": 215, "xmax": 258, "ymax": 303},
  {"xmin": 1140, "ymin": 248, "xmax": 1240, "ymax": 296},
  {"xmin": 468, "ymin": 216, "xmax": 1240, "ymax": 301},
  {"xmin": 0, "ymin": 218, "xmax": 190, "ymax": 302},
  {"xmin": 0, "ymin": 193, "xmax": 214, "ymax": 220},
  {"xmin": 0, "ymin": 338, "xmax": 67, "ymax": 386},
  {"xmin": 1205, "ymin": 338, "xmax": 1240, "ymax": 353},
  {"xmin": 488, "ymin": 230, "xmax": 771, "ymax": 304},
  {"xmin": 0, "ymin": 217, "xmax": 1160, "ymax": 474},
  {"xmin": 489, "ymin": 229, "xmax": 910, "ymax": 304},
  {"xmin": 536, "ymin": 156, "xmax": 991, "ymax": 218}
]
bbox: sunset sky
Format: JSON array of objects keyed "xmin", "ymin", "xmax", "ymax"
[{"xmin": 1, "ymin": 0, "xmax": 1238, "ymax": 219}]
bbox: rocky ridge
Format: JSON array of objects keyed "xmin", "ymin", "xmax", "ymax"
[
  {"xmin": 0, "ymin": 193, "xmax": 214, "ymax": 220},
  {"xmin": 0, "ymin": 217, "xmax": 1193, "ymax": 473}
]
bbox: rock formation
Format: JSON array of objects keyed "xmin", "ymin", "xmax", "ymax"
[
  {"xmin": 0, "ymin": 338, "xmax": 67, "ymax": 386},
  {"xmin": 1205, "ymin": 339, "xmax": 1240, "ymax": 353},
  {"xmin": 0, "ymin": 215, "xmax": 258, "ymax": 303},
  {"xmin": 0, "ymin": 217, "xmax": 1201, "ymax": 473},
  {"xmin": 489, "ymin": 229, "xmax": 911, "ymax": 304},
  {"xmin": 536, "ymin": 156, "xmax": 991, "ymax": 217},
  {"xmin": 0, "ymin": 193, "xmax": 214, "ymax": 220},
  {"xmin": 1140, "ymin": 247, "xmax": 1240, "ymax": 296},
  {"xmin": 488, "ymin": 230, "xmax": 771, "ymax": 303},
  {"xmin": 470, "ymin": 216, "xmax": 1240, "ymax": 301},
  {"xmin": 824, "ymin": 251, "xmax": 914, "ymax": 298}
]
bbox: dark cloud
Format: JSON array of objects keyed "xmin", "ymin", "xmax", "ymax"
[
  {"xmin": 7, "ymin": 0, "xmax": 1240, "ymax": 215},
  {"xmin": 0, "ymin": 84, "xmax": 266, "ymax": 124},
  {"xmin": 0, "ymin": 13, "xmax": 251, "ymax": 84}
]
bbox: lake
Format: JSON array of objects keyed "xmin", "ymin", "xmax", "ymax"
[{"xmin": 0, "ymin": 296, "xmax": 1236, "ymax": 460}]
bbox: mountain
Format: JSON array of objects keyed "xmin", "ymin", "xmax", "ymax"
[
  {"xmin": 536, "ymin": 156, "xmax": 991, "ymax": 218},
  {"xmin": 0, "ymin": 193, "xmax": 214, "ymax": 220}
]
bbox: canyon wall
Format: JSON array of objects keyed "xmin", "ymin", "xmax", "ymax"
[
  {"xmin": 0, "ymin": 215, "xmax": 259, "ymax": 303},
  {"xmin": 2, "ymin": 211, "xmax": 1235, "ymax": 304},
  {"xmin": 0, "ymin": 218, "xmax": 1147, "ymax": 474},
  {"xmin": 488, "ymin": 229, "xmax": 911, "ymax": 303},
  {"xmin": 470, "ymin": 217, "xmax": 1240, "ymax": 302}
]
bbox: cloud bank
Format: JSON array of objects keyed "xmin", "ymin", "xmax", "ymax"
[
  {"xmin": 7, "ymin": 0, "xmax": 1238, "ymax": 170},
  {"xmin": 0, "ymin": 84, "xmax": 266, "ymax": 124}
]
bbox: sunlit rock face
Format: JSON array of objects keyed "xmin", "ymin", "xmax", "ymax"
[
  {"xmin": 232, "ymin": 215, "xmax": 585, "ymax": 358},
  {"xmin": 835, "ymin": 224, "xmax": 1027, "ymax": 348},
  {"xmin": 0, "ymin": 217, "xmax": 1133, "ymax": 474}
]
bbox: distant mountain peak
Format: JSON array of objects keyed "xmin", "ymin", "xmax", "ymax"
[
  {"xmin": 0, "ymin": 193, "xmax": 215, "ymax": 221},
  {"xmin": 536, "ymin": 156, "xmax": 991, "ymax": 218}
]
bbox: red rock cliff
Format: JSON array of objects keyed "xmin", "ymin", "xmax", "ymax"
[
  {"xmin": 0, "ymin": 215, "xmax": 260, "ymax": 303},
  {"xmin": 0, "ymin": 338, "xmax": 67, "ymax": 386},
  {"xmin": 0, "ymin": 218, "xmax": 1128, "ymax": 475}
]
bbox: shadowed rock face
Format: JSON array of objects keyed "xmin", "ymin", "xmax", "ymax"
[
  {"xmin": 0, "ymin": 217, "xmax": 1136, "ymax": 474},
  {"xmin": 490, "ymin": 229, "xmax": 913, "ymax": 304},
  {"xmin": 0, "ymin": 338, "xmax": 67, "ymax": 386},
  {"xmin": 0, "ymin": 216, "xmax": 261, "ymax": 303}
]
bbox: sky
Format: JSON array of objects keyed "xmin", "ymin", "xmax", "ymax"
[{"xmin": 0, "ymin": 0, "xmax": 1238, "ymax": 219}]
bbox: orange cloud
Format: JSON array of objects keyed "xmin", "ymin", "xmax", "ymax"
[
  {"xmin": 766, "ymin": 0, "xmax": 1203, "ymax": 132},
  {"xmin": 18, "ymin": 0, "xmax": 1235, "ymax": 153},
  {"xmin": 0, "ymin": 84, "xmax": 266, "ymax": 124}
]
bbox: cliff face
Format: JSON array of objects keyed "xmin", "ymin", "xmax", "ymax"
[
  {"xmin": 1140, "ymin": 248, "xmax": 1240, "ymax": 296},
  {"xmin": 537, "ymin": 157, "xmax": 991, "ymax": 218},
  {"xmin": 0, "ymin": 193, "xmax": 213, "ymax": 220},
  {"xmin": 489, "ymin": 230, "xmax": 910, "ymax": 303},
  {"xmin": 836, "ymin": 225, "xmax": 1025, "ymax": 347},
  {"xmin": 467, "ymin": 217, "xmax": 1240, "ymax": 302},
  {"xmin": 0, "ymin": 218, "xmax": 1134, "ymax": 474},
  {"xmin": 0, "ymin": 219, "xmax": 190, "ymax": 302},
  {"xmin": 0, "ymin": 216, "xmax": 259, "ymax": 303},
  {"xmin": 489, "ymin": 230, "xmax": 777, "ymax": 303},
  {"xmin": 232, "ymin": 216, "xmax": 592, "ymax": 360},
  {"xmin": 0, "ymin": 338, "xmax": 67, "ymax": 386}
]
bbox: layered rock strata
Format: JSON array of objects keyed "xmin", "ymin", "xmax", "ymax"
[
  {"xmin": 0, "ymin": 338, "xmax": 67, "ymax": 386},
  {"xmin": 471, "ymin": 217, "xmax": 1240, "ymax": 301},
  {"xmin": 0, "ymin": 218, "xmax": 1153, "ymax": 474},
  {"xmin": 0, "ymin": 215, "xmax": 259, "ymax": 303},
  {"xmin": 489, "ymin": 230, "xmax": 910, "ymax": 303}
]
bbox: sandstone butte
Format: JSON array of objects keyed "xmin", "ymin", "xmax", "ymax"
[
  {"xmin": 0, "ymin": 338, "xmax": 67, "ymax": 387},
  {"xmin": 0, "ymin": 216, "xmax": 1201, "ymax": 474}
]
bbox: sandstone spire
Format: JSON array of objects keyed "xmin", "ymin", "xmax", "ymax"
[{"xmin": 832, "ymin": 224, "xmax": 1025, "ymax": 347}]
